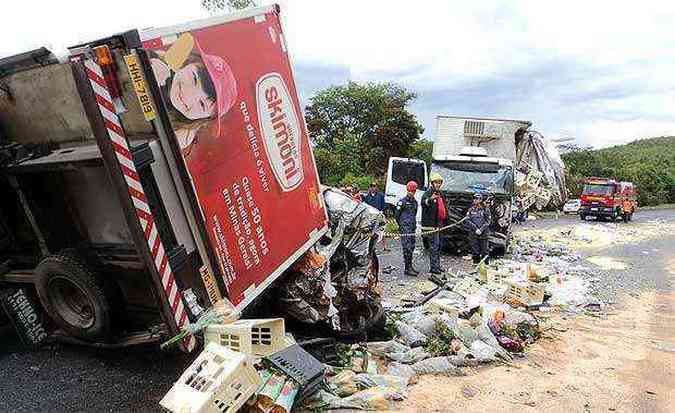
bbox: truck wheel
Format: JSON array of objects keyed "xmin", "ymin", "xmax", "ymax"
[{"xmin": 35, "ymin": 250, "xmax": 113, "ymax": 341}]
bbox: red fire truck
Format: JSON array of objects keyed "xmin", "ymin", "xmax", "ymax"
[{"xmin": 579, "ymin": 177, "xmax": 637, "ymax": 222}]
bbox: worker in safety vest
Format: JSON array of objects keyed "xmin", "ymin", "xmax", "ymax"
[
  {"xmin": 464, "ymin": 192, "xmax": 492, "ymax": 264},
  {"xmin": 421, "ymin": 172, "xmax": 446, "ymax": 274},
  {"xmin": 395, "ymin": 181, "xmax": 419, "ymax": 276}
]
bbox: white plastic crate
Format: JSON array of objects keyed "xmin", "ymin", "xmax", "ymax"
[
  {"xmin": 481, "ymin": 268, "xmax": 512, "ymax": 285},
  {"xmin": 452, "ymin": 278, "xmax": 481, "ymax": 298},
  {"xmin": 485, "ymin": 282, "xmax": 510, "ymax": 300},
  {"xmin": 427, "ymin": 297, "xmax": 461, "ymax": 317},
  {"xmin": 525, "ymin": 169, "xmax": 543, "ymax": 188},
  {"xmin": 160, "ymin": 343, "xmax": 262, "ymax": 413},
  {"xmin": 505, "ymin": 281, "xmax": 545, "ymax": 306},
  {"xmin": 205, "ymin": 318, "xmax": 286, "ymax": 357}
]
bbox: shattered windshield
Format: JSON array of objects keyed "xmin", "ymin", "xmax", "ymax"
[
  {"xmin": 582, "ymin": 184, "xmax": 614, "ymax": 196},
  {"xmin": 431, "ymin": 161, "xmax": 512, "ymax": 194}
]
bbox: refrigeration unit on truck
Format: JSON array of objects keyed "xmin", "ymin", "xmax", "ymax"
[
  {"xmin": 430, "ymin": 116, "xmax": 532, "ymax": 254},
  {"xmin": 0, "ymin": 5, "xmax": 328, "ymax": 351}
]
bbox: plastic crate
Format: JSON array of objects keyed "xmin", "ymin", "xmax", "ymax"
[
  {"xmin": 525, "ymin": 169, "xmax": 543, "ymax": 188},
  {"xmin": 160, "ymin": 343, "xmax": 262, "ymax": 413},
  {"xmin": 452, "ymin": 278, "xmax": 481, "ymax": 298},
  {"xmin": 264, "ymin": 344, "xmax": 325, "ymax": 404},
  {"xmin": 505, "ymin": 281, "xmax": 545, "ymax": 306},
  {"xmin": 481, "ymin": 268, "xmax": 513, "ymax": 285},
  {"xmin": 427, "ymin": 296, "xmax": 462, "ymax": 317},
  {"xmin": 485, "ymin": 282, "xmax": 510, "ymax": 299},
  {"xmin": 205, "ymin": 318, "xmax": 285, "ymax": 358}
]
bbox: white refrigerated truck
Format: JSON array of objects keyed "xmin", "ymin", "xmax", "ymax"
[{"xmin": 430, "ymin": 116, "xmax": 532, "ymax": 253}]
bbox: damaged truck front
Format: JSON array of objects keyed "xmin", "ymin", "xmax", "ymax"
[
  {"xmin": 428, "ymin": 116, "xmax": 567, "ymax": 255},
  {"xmin": 431, "ymin": 149, "xmax": 514, "ymax": 253},
  {"xmin": 278, "ymin": 187, "xmax": 386, "ymax": 337}
]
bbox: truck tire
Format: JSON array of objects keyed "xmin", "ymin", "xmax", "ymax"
[{"xmin": 34, "ymin": 250, "xmax": 113, "ymax": 341}]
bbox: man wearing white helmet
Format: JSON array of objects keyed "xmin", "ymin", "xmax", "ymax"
[{"xmin": 421, "ymin": 172, "xmax": 447, "ymax": 274}]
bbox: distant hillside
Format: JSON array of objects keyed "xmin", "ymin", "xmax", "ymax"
[{"xmin": 562, "ymin": 136, "xmax": 675, "ymax": 206}]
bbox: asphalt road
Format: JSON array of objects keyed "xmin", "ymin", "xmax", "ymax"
[{"xmin": 1, "ymin": 208, "xmax": 673, "ymax": 412}]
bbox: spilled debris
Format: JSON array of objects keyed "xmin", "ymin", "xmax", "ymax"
[
  {"xmin": 278, "ymin": 187, "xmax": 386, "ymax": 336},
  {"xmin": 515, "ymin": 130, "xmax": 567, "ymax": 211},
  {"xmin": 158, "ymin": 191, "xmax": 642, "ymax": 412}
]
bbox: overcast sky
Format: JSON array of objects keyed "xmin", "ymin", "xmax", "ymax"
[{"xmin": 2, "ymin": 0, "xmax": 674, "ymax": 148}]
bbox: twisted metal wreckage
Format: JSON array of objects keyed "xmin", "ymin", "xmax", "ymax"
[{"xmin": 278, "ymin": 188, "xmax": 387, "ymax": 336}]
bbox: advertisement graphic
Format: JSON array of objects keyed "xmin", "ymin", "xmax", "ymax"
[{"xmin": 142, "ymin": 8, "xmax": 328, "ymax": 307}]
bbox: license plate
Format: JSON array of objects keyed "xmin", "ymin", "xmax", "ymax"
[{"xmin": 591, "ymin": 208, "xmax": 598, "ymax": 211}]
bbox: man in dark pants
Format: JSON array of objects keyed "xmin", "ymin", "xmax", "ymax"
[
  {"xmin": 363, "ymin": 182, "xmax": 389, "ymax": 251},
  {"xmin": 363, "ymin": 182, "xmax": 385, "ymax": 211},
  {"xmin": 421, "ymin": 172, "xmax": 446, "ymax": 274},
  {"xmin": 465, "ymin": 193, "xmax": 491, "ymax": 264},
  {"xmin": 395, "ymin": 181, "xmax": 419, "ymax": 276}
]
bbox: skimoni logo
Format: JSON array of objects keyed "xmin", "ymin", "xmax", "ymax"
[{"xmin": 256, "ymin": 73, "xmax": 303, "ymax": 192}]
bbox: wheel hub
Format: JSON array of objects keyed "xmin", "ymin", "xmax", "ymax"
[{"xmin": 48, "ymin": 276, "xmax": 96, "ymax": 329}]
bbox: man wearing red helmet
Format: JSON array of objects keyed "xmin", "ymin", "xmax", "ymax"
[{"xmin": 395, "ymin": 181, "xmax": 419, "ymax": 276}]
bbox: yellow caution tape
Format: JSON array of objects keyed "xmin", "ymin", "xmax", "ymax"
[{"xmin": 382, "ymin": 216, "xmax": 468, "ymax": 239}]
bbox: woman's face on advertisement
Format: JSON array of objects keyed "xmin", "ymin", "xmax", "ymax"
[{"xmin": 170, "ymin": 63, "xmax": 216, "ymax": 120}]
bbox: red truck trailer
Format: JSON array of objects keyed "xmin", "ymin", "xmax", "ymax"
[
  {"xmin": 579, "ymin": 177, "xmax": 637, "ymax": 222},
  {"xmin": 0, "ymin": 5, "xmax": 328, "ymax": 352}
]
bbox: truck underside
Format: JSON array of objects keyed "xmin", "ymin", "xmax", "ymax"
[{"xmin": 0, "ymin": 140, "xmax": 197, "ymax": 347}]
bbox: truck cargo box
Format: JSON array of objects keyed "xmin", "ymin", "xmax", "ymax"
[{"xmin": 140, "ymin": 6, "xmax": 329, "ymax": 309}]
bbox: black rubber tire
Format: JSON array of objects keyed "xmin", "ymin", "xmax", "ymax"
[{"xmin": 34, "ymin": 250, "xmax": 113, "ymax": 341}]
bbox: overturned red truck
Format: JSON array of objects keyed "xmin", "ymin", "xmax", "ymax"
[{"xmin": 0, "ymin": 5, "xmax": 329, "ymax": 352}]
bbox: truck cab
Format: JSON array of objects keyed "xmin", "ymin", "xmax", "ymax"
[{"xmin": 431, "ymin": 147, "xmax": 514, "ymax": 253}]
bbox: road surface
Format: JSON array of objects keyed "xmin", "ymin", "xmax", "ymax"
[{"xmin": 0, "ymin": 208, "xmax": 673, "ymax": 412}]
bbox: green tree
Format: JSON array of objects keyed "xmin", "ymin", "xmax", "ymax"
[
  {"xmin": 201, "ymin": 0, "xmax": 257, "ymax": 13},
  {"xmin": 408, "ymin": 139, "xmax": 433, "ymax": 170},
  {"xmin": 305, "ymin": 81, "xmax": 424, "ymax": 180}
]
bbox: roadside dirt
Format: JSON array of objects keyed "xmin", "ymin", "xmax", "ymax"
[{"xmin": 399, "ymin": 260, "xmax": 675, "ymax": 412}]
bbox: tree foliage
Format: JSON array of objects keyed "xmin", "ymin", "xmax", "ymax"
[
  {"xmin": 408, "ymin": 139, "xmax": 433, "ymax": 170},
  {"xmin": 305, "ymin": 81, "xmax": 424, "ymax": 184},
  {"xmin": 562, "ymin": 136, "xmax": 675, "ymax": 206},
  {"xmin": 201, "ymin": 0, "xmax": 256, "ymax": 13}
]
